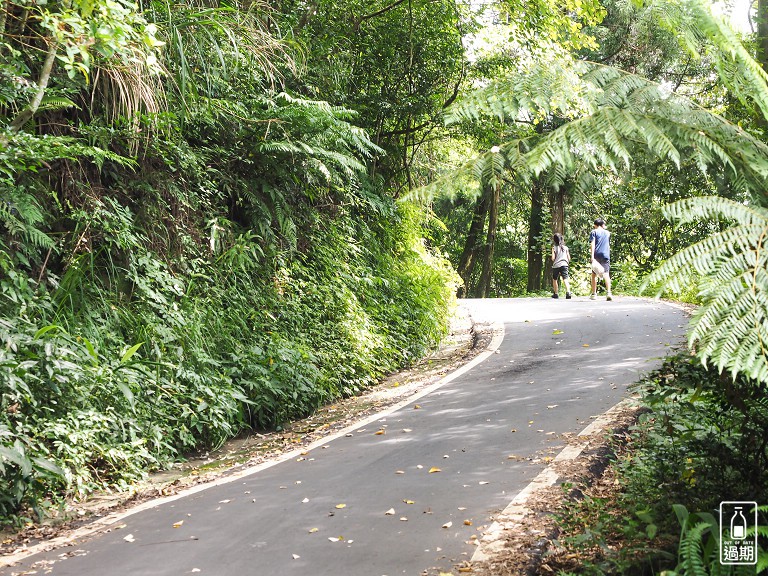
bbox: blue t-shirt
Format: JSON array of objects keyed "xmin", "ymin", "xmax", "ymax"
[{"xmin": 590, "ymin": 227, "xmax": 610, "ymax": 259}]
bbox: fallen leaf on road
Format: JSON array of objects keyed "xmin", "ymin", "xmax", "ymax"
[
  {"xmin": 400, "ymin": 517, "xmax": 408, "ymax": 521},
  {"xmin": 414, "ymin": 404, "xmax": 422, "ymax": 410},
  {"xmin": 385, "ymin": 508, "xmax": 395, "ymax": 515},
  {"xmin": 292, "ymin": 554, "xmax": 300, "ymax": 560},
  {"xmin": 479, "ymin": 481, "xmax": 489, "ymax": 485},
  {"xmin": 403, "ymin": 499, "xmax": 415, "ymax": 504},
  {"xmin": 442, "ymin": 521, "xmax": 453, "ymax": 528},
  {"xmin": 402, "ymin": 428, "xmax": 412, "ymax": 433},
  {"xmin": 173, "ymin": 520, "xmax": 184, "ymax": 528},
  {"xmin": 464, "ymin": 520, "xmax": 473, "ymax": 526},
  {"xmin": 395, "ymin": 470, "xmax": 405, "ymax": 474},
  {"xmin": 375, "ymin": 429, "xmax": 385, "ymax": 435},
  {"xmin": 583, "ymin": 344, "xmax": 590, "ymax": 347},
  {"xmin": 123, "ymin": 534, "xmax": 135, "ymax": 543},
  {"xmin": 219, "ymin": 499, "xmax": 231, "ymax": 504},
  {"xmin": 553, "ymin": 329, "xmax": 564, "ymax": 335},
  {"xmin": 547, "ymin": 405, "xmax": 558, "ymax": 409},
  {"xmin": 302, "ymin": 498, "xmax": 310, "ymax": 503},
  {"xmin": 429, "ymin": 467, "xmax": 442, "ymax": 473},
  {"xmin": 309, "ymin": 528, "xmax": 319, "ymax": 533},
  {"xmin": 335, "ymin": 504, "xmax": 346, "ymax": 509}
]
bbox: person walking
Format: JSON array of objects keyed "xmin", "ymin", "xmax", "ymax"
[
  {"xmin": 589, "ymin": 218, "xmax": 612, "ymax": 301},
  {"xmin": 551, "ymin": 232, "xmax": 572, "ymax": 299}
]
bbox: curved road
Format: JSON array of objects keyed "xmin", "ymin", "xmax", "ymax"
[{"xmin": 2, "ymin": 297, "xmax": 687, "ymax": 576}]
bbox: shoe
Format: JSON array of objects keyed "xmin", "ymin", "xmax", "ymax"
[
  {"xmin": 590, "ymin": 293, "xmax": 596, "ymax": 300},
  {"xmin": 551, "ymin": 293, "xmax": 559, "ymax": 299},
  {"xmin": 606, "ymin": 293, "xmax": 613, "ymax": 301},
  {"xmin": 566, "ymin": 293, "xmax": 572, "ymax": 299}
]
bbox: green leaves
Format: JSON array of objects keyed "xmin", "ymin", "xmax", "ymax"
[{"xmin": 643, "ymin": 197, "xmax": 768, "ymax": 383}]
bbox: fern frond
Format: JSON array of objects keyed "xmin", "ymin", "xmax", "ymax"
[{"xmin": 644, "ymin": 196, "xmax": 768, "ymax": 383}]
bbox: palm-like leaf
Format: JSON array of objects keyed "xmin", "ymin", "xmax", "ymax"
[{"xmin": 643, "ymin": 197, "xmax": 768, "ymax": 383}]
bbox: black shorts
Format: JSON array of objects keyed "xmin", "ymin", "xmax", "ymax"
[
  {"xmin": 594, "ymin": 255, "xmax": 610, "ymax": 274},
  {"xmin": 553, "ymin": 266, "xmax": 569, "ymax": 280}
]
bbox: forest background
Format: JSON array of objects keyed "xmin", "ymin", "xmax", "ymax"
[{"xmin": 2, "ymin": 0, "xmax": 768, "ymax": 571}]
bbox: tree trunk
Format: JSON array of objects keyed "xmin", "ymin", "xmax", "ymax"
[
  {"xmin": 526, "ymin": 182, "xmax": 544, "ymax": 292},
  {"xmin": 758, "ymin": 0, "xmax": 768, "ymax": 73},
  {"xmin": 550, "ymin": 186, "xmax": 565, "ymax": 235},
  {"xmin": 456, "ymin": 191, "xmax": 489, "ymax": 297},
  {"xmin": 477, "ymin": 180, "xmax": 500, "ymax": 299},
  {"xmin": 10, "ymin": 41, "xmax": 57, "ymax": 133}
]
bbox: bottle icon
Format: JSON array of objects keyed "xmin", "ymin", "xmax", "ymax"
[{"xmin": 731, "ymin": 507, "xmax": 747, "ymax": 540}]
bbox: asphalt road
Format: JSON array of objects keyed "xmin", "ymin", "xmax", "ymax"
[{"xmin": 2, "ymin": 296, "xmax": 688, "ymax": 576}]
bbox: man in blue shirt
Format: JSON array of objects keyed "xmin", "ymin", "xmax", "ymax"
[{"xmin": 589, "ymin": 218, "xmax": 612, "ymax": 301}]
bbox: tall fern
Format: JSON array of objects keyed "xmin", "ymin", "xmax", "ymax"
[{"xmin": 644, "ymin": 198, "xmax": 768, "ymax": 382}]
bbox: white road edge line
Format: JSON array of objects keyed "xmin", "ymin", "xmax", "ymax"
[
  {"xmin": 2, "ymin": 322, "xmax": 506, "ymax": 567},
  {"xmin": 470, "ymin": 398, "xmax": 634, "ymax": 563}
]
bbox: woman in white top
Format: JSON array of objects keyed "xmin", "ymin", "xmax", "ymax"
[{"xmin": 551, "ymin": 233, "xmax": 572, "ymax": 299}]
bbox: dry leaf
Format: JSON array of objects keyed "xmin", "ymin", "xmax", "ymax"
[
  {"xmin": 402, "ymin": 428, "xmax": 412, "ymax": 433},
  {"xmin": 400, "ymin": 517, "xmax": 408, "ymax": 521},
  {"xmin": 429, "ymin": 467, "xmax": 442, "ymax": 473},
  {"xmin": 464, "ymin": 520, "xmax": 473, "ymax": 526},
  {"xmin": 292, "ymin": 554, "xmax": 300, "ymax": 560},
  {"xmin": 395, "ymin": 470, "xmax": 405, "ymax": 474},
  {"xmin": 458, "ymin": 507, "xmax": 467, "ymax": 511},
  {"xmin": 123, "ymin": 534, "xmax": 135, "ymax": 543},
  {"xmin": 302, "ymin": 498, "xmax": 310, "ymax": 503},
  {"xmin": 385, "ymin": 508, "xmax": 395, "ymax": 515},
  {"xmin": 547, "ymin": 405, "xmax": 558, "ymax": 409},
  {"xmin": 335, "ymin": 503, "xmax": 347, "ymax": 509},
  {"xmin": 442, "ymin": 521, "xmax": 453, "ymax": 529},
  {"xmin": 583, "ymin": 344, "xmax": 590, "ymax": 347},
  {"xmin": 219, "ymin": 499, "xmax": 231, "ymax": 504},
  {"xmin": 375, "ymin": 430, "xmax": 385, "ymax": 436},
  {"xmin": 309, "ymin": 528, "xmax": 319, "ymax": 533},
  {"xmin": 173, "ymin": 520, "xmax": 184, "ymax": 528},
  {"xmin": 553, "ymin": 329, "xmax": 564, "ymax": 335},
  {"xmin": 479, "ymin": 481, "xmax": 489, "ymax": 485},
  {"xmin": 404, "ymin": 499, "xmax": 415, "ymax": 504},
  {"xmin": 414, "ymin": 404, "xmax": 421, "ymax": 409}
]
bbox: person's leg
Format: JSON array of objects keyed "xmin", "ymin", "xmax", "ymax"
[
  {"xmin": 590, "ymin": 271, "xmax": 597, "ymax": 299},
  {"xmin": 602, "ymin": 259, "xmax": 612, "ymax": 300},
  {"xmin": 552, "ymin": 276, "xmax": 559, "ymax": 297},
  {"xmin": 564, "ymin": 277, "xmax": 572, "ymax": 298}
]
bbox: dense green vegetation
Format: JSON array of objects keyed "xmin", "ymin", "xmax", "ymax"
[
  {"xmin": 2, "ymin": 0, "xmax": 768, "ymax": 572},
  {"xmin": 0, "ymin": 0, "xmax": 460, "ymax": 524}
]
